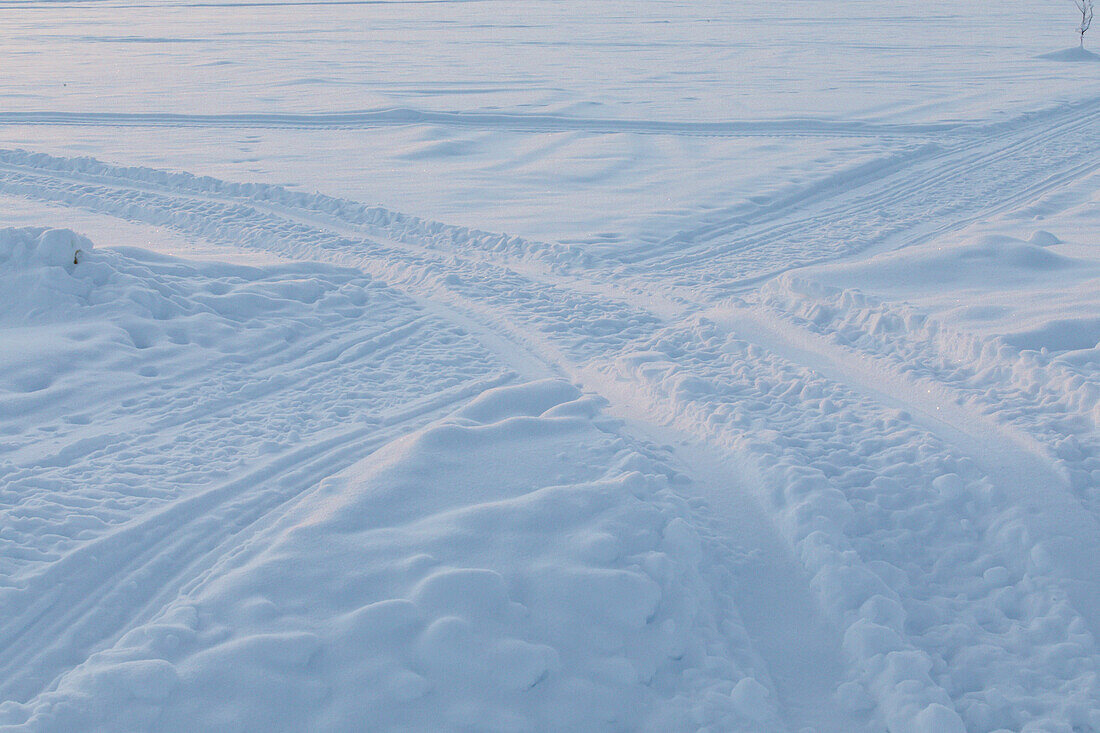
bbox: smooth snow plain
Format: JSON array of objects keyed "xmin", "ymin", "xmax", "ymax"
[{"xmin": 3, "ymin": 1, "xmax": 1100, "ymax": 731}]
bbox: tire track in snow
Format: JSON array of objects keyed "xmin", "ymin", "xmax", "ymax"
[
  {"xmin": 714, "ymin": 303, "xmax": 1100, "ymax": 640},
  {"xmin": 5, "ymin": 109, "xmax": 1100, "ymax": 725},
  {"xmin": 579, "ymin": 380, "xmax": 857, "ymax": 733},
  {"xmin": 607, "ymin": 311, "xmax": 1100, "ymax": 728},
  {"xmin": 0, "ymin": 156, "xmax": 864, "ymax": 732},
  {"xmin": 3, "ymin": 314, "xmax": 430, "ymax": 470},
  {"xmin": 0, "ymin": 154, "xmax": 670, "ymax": 364}
]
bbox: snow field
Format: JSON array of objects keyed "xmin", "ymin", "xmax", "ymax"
[
  {"xmin": 25, "ymin": 0, "xmax": 1092, "ymax": 268},
  {"xmin": 5, "ymin": 137, "xmax": 1100, "ymax": 729},
  {"xmin": 5, "ymin": 0, "xmax": 1100, "ymax": 727},
  {"xmin": 2, "ymin": 0, "xmax": 1089, "ymax": 124}
]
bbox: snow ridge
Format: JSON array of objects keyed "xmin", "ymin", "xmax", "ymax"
[
  {"xmin": 759, "ymin": 275, "xmax": 1100, "ymax": 506},
  {"xmin": 0, "ymin": 149, "xmax": 587, "ymax": 271}
]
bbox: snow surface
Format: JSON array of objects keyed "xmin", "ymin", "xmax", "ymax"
[{"xmin": 4, "ymin": 0, "xmax": 1100, "ymax": 731}]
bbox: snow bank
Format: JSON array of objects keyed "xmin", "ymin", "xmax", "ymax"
[
  {"xmin": 2, "ymin": 380, "xmax": 776, "ymax": 732},
  {"xmin": 0, "ymin": 229, "xmax": 515, "ymax": 716},
  {"xmin": 0, "ymin": 227, "xmax": 92, "ymax": 269},
  {"xmin": 758, "ymin": 273, "xmax": 1100, "ymax": 466},
  {"xmin": 0, "ymin": 150, "xmax": 588, "ymax": 271}
]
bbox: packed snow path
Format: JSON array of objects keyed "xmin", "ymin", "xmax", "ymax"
[{"xmin": 3, "ymin": 96, "xmax": 1100, "ymax": 730}]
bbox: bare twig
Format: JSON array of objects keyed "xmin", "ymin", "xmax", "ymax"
[{"xmin": 1074, "ymin": 0, "xmax": 1094, "ymax": 47}]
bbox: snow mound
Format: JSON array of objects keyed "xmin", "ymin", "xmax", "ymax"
[
  {"xmin": 1029, "ymin": 229, "xmax": 1062, "ymax": 246},
  {"xmin": 0, "ymin": 230, "xmax": 510, "ymax": 617},
  {"xmin": 1039, "ymin": 46, "xmax": 1100, "ymax": 62},
  {"xmin": 5, "ymin": 380, "xmax": 771, "ymax": 732},
  {"xmin": 0, "ymin": 227, "xmax": 93, "ymax": 269}
]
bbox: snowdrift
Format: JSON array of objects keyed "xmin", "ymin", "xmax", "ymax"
[
  {"xmin": 1039, "ymin": 47, "xmax": 1100, "ymax": 62},
  {"xmin": 0, "ymin": 227, "xmax": 92, "ymax": 270},
  {"xmin": 5, "ymin": 380, "xmax": 778, "ymax": 732}
]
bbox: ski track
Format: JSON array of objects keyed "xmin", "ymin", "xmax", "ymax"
[
  {"xmin": 0, "ymin": 109, "xmax": 968, "ymax": 138},
  {"xmin": 4, "ymin": 95, "xmax": 1100, "ymax": 729},
  {"xmin": 614, "ymin": 95, "xmax": 1100, "ymax": 290}
]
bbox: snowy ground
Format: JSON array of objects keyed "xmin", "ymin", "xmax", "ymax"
[{"xmin": 3, "ymin": 1, "xmax": 1100, "ymax": 731}]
